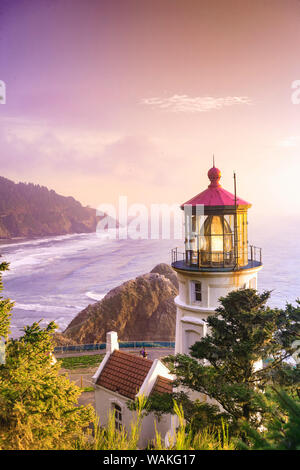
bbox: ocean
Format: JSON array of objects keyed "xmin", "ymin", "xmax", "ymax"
[{"xmin": 1, "ymin": 217, "xmax": 300, "ymax": 338}]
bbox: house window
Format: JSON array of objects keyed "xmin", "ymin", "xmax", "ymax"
[
  {"xmin": 185, "ymin": 329, "xmax": 201, "ymax": 355},
  {"xmin": 112, "ymin": 403, "xmax": 122, "ymax": 430},
  {"xmin": 193, "ymin": 282, "xmax": 202, "ymax": 302}
]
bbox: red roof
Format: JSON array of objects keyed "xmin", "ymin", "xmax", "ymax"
[
  {"xmin": 96, "ymin": 350, "xmax": 153, "ymax": 400},
  {"xmin": 151, "ymin": 375, "xmax": 173, "ymax": 395},
  {"xmin": 181, "ymin": 166, "xmax": 251, "ymax": 208}
]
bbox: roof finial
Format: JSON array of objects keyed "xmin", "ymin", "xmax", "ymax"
[
  {"xmin": 208, "ymin": 165, "xmax": 221, "ymax": 187},
  {"xmin": 213, "ymin": 154, "xmax": 215, "ymax": 167}
]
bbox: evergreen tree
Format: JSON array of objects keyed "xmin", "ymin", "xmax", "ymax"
[
  {"xmin": 161, "ymin": 289, "xmax": 300, "ymax": 432},
  {"xmin": 0, "ymin": 320, "xmax": 95, "ymax": 449},
  {"xmin": 139, "ymin": 389, "xmax": 226, "ymax": 433},
  {"xmin": 0, "ymin": 261, "xmax": 95, "ymax": 450},
  {"xmin": 0, "ymin": 260, "xmax": 13, "ymax": 340},
  {"xmin": 241, "ymin": 388, "xmax": 300, "ymax": 450}
]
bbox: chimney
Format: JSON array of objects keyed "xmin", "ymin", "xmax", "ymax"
[{"xmin": 106, "ymin": 331, "xmax": 119, "ymax": 354}]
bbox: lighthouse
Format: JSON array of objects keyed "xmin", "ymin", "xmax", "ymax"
[{"xmin": 171, "ymin": 165, "xmax": 263, "ymax": 355}]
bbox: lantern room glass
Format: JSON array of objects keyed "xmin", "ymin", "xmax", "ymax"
[
  {"xmin": 184, "ymin": 211, "xmax": 248, "ymax": 268},
  {"xmin": 203, "ymin": 215, "xmax": 233, "ymax": 263}
]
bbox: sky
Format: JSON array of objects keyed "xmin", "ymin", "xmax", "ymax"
[{"xmin": 1, "ymin": 0, "xmax": 300, "ymax": 221}]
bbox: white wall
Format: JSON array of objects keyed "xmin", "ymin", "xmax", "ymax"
[
  {"xmin": 175, "ymin": 265, "xmax": 262, "ymax": 354},
  {"xmin": 94, "ymin": 385, "xmax": 171, "ymax": 449}
]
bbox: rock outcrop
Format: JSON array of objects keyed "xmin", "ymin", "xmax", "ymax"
[
  {"xmin": 150, "ymin": 263, "xmax": 179, "ymax": 290},
  {"xmin": 55, "ymin": 263, "xmax": 178, "ymax": 344},
  {"xmin": 0, "ymin": 176, "xmax": 103, "ymax": 238}
]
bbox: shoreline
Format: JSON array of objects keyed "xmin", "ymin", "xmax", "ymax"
[
  {"xmin": 0, "ymin": 231, "xmax": 96, "ymax": 247},
  {"xmin": 0, "ymin": 236, "xmax": 29, "ymax": 245}
]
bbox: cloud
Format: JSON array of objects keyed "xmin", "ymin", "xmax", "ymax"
[
  {"xmin": 0, "ymin": 118, "xmax": 180, "ymax": 185},
  {"xmin": 0, "ymin": 119, "xmax": 116, "ymax": 174},
  {"xmin": 140, "ymin": 94, "xmax": 252, "ymax": 113}
]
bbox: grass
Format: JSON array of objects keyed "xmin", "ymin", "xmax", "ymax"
[
  {"xmin": 82, "ymin": 386, "xmax": 94, "ymax": 392},
  {"xmin": 74, "ymin": 397, "xmax": 236, "ymax": 450},
  {"xmin": 153, "ymin": 401, "xmax": 235, "ymax": 450},
  {"xmin": 57, "ymin": 353, "xmax": 104, "ymax": 369}
]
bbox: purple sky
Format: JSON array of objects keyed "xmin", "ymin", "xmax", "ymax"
[{"xmin": 1, "ymin": 0, "xmax": 300, "ymax": 218}]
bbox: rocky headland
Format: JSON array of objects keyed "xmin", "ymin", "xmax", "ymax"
[{"xmin": 54, "ymin": 263, "xmax": 178, "ymax": 345}]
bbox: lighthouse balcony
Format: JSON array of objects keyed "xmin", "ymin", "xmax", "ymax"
[{"xmin": 171, "ymin": 245, "xmax": 262, "ymax": 272}]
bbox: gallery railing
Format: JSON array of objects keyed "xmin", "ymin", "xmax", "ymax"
[{"xmin": 171, "ymin": 244, "xmax": 262, "ymax": 269}]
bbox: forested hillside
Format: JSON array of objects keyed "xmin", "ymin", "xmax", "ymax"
[{"xmin": 0, "ymin": 176, "xmax": 98, "ymax": 238}]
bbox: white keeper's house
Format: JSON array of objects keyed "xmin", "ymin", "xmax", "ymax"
[
  {"xmin": 92, "ymin": 331, "xmax": 174, "ymax": 448},
  {"xmin": 93, "ymin": 163, "xmax": 263, "ymax": 446}
]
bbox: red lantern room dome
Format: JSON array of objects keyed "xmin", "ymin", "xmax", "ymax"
[{"xmin": 181, "ymin": 165, "xmax": 251, "ymax": 209}]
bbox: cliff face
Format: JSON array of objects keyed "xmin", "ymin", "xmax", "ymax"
[
  {"xmin": 55, "ymin": 263, "xmax": 178, "ymax": 344},
  {"xmin": 0, "ymin": 176, "xmax": 99, "ymax": 238}
]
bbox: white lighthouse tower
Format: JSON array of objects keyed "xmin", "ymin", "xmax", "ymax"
[{"xmin": 171, "ymin": 164, "xmax": 263, "ymax": 355}]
